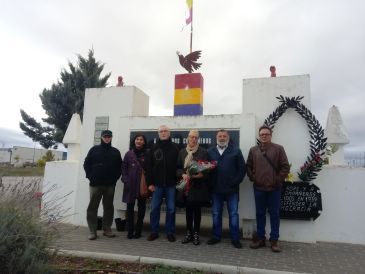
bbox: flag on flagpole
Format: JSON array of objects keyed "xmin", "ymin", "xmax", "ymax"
[{"xmin": 185, "ymin": 0, "xmax": 193, "ymax": 25}]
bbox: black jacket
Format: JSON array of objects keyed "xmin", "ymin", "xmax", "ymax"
[
  {"xmin": 84, "ymin": 141, "xmax": 122, "ymax": 186},
  {"xmin": 146, "ymin": 138, "xmax": 179, "ymax": 187}
]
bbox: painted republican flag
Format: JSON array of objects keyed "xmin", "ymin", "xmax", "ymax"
[
  {"xmin": 185, "ymin": 0, "xmax": 193, "ymax": 25},
  {"xmin": 174, "ymin": 72, "xmax": 203, "ymax": 116}
]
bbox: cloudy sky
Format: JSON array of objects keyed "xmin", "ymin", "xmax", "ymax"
[{"xmin": 0, "ymin": 0, "xmax": 364, "ymax": 157}]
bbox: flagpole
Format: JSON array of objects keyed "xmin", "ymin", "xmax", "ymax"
[{"xmin": 190, "ymin": 1, "xmax": 193, "ymax": 53}]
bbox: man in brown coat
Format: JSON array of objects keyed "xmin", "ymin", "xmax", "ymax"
[{"xmin": 247, "ymin": 125, "xmax": 289, "ymax": 252}]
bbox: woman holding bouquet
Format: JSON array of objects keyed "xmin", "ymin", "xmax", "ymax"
[
  {"xmin": 121, "ymin": 134, "xmax": 148, "ymax": 239},
  {"xmin": 177, "ymin": 130, "xmax": 209, "ymax": 245}
]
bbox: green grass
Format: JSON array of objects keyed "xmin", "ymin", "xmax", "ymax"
[
  {"xmin": 0, "ymin": 166, "xmax": 44, "ymax": 176},
  {"xmin": 144, "ymin": 264, "xmax": 207, "ymax": 274}
]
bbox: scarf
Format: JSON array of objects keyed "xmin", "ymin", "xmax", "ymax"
[{"xmin": 184, "ymin": 144, "xmax": 199, "ymax": 169}]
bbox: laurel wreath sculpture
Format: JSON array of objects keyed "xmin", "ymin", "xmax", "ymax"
[{"xmin": 263, "ymin": 96, "xmax": 327, "ymax": 183}]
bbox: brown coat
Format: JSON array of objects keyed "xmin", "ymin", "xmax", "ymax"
[{"xmin": 246, "ymin": 142, "xmax": 289, "ymax": 191}]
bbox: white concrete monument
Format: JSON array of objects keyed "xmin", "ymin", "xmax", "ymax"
[{"xmin": 44, "ymin": 75, "xmax": 365, "ymax": 244}]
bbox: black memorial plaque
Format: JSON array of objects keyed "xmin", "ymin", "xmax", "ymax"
[{"xmin": 280, "ymin": 182, "xmax": 322, "ymax": 220}]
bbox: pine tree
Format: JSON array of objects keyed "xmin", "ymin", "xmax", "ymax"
[{"xmin": 19, "ymin": 49, "xmax": 111, "ymax": 148}]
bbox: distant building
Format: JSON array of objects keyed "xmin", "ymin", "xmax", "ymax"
[{"xmin": 0, "ymin": 146, "xmax": 66, "ymax": 167}]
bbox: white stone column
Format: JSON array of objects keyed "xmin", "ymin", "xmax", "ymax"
[
  {"xmin": 325, "ymin": 105, "xmax": 349, "ymax": 165},
  {"xmin": 63, "ymin": 113, "xmax": 82, "ymax": 161}
]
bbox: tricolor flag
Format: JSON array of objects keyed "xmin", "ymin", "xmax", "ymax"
[{"xmin": 185, "ymin": 0, "xmax": 193, "ymax": 25}]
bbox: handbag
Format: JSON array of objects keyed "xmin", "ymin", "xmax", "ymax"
[
  {"xmin": 134, "ymin": 156, "xmax": 150, "ymax": 198},
  {"xmin": 139, "ymin": 172, "xmax": 150, "ymax": 198}
]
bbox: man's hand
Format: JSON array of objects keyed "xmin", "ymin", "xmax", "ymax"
[
  {"xmin": 148, "ymin": 185, "xmax": 155, "ymax": 192},
  {"xmin": 191, "ymin": 172, "xmax": 203, "ymax": 179}
]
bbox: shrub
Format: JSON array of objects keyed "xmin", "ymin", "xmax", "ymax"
[
  {"xmin": 43, "ymin": 151, "xmax": 55, "ymax": 162},
  {"xmin": 0, "ymin": 178, "xmax": 70, "ymax": 273},
  {"xmin": 37, "ymin": 159, "xmax": 46, "ymax": 167}
]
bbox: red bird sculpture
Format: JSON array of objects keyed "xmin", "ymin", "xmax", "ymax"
[{"xmin": 176, "ymin": 50, "xmax": 202, "ymax": 73}]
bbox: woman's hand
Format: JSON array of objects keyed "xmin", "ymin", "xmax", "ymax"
[
  {"xmin": 148, "ymin": 185, "xmax": 155, "ymax": 192},
  {"xmin": 182, "ymin": 174, "xmax": 190, "ymax": 181}
]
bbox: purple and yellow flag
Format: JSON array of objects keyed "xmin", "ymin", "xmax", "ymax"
[{"xmin": 185, "ymin": 0, "xmax": 193, "ymax": 25}]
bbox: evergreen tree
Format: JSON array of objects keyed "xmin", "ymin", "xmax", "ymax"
[{"xmin": 20, "ymin": 49, "xmax": 111, "ymax": 148}]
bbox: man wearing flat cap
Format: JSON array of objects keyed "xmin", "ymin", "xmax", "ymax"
[{"xmin": 84, "ymin": 129, "xmax": 122, "ymax": 240}]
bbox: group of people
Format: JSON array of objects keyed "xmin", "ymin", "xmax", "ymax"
[{"xmin": 83, "ymin": 125, "xmax": 289, "ymax": 252}]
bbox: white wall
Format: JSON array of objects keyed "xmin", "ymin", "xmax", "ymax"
[
  {"xmin": 73, "ymin": 86, "xmax": 149, "ymax": 226},
  {"xmin": 43, "ymin": 161, "xmax": 78, "ymax": 223},
  {"xmin": 0, "ymin": 149, "xmax": 10, "ymax": 163},
  {"xmin": 1, "ymin": 146, "xmax": 64, "ymax": 166},
  {"xmin": 242, "ymin": 75, "xmax": 312, "ymax": 179}
]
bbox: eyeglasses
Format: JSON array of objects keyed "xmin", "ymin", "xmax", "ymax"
[
  {"xmin": 158, "ymin": 130, "xmax": 169, "ymax": 133},
  {"xmin": 259, "ymin": 133, "xmax": 271, "ymax": 137}
]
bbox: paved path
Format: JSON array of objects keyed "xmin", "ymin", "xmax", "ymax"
[{"xmin": 56, "ymin": 224, "xmax": 365, "ymax": 274}]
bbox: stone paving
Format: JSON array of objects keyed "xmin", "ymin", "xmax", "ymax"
[{"xmin": 56, "ymin": 223, "xmax": 365, "ymax": 274}]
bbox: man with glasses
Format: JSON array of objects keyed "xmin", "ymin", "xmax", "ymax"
[
  {"xmin": 247, "ymin": 125, "xmax": 289, "ymax": 252},
  {"xmin": 146, "ymin": 125, "xmax": 179, "ymax": 242},
  {"xmin": 84, "ymin": 130, "xmax": 122, "ymax": 240}
]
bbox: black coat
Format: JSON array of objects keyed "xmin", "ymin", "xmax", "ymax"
[
  {"xmin": 176, "ymin": 146, "xmax": 210, "ymax": 207},
  {"xmin": 146, "ymin": 139, "xmax": 179, "ymax": 187},
  {"xmin": 84, "ymin": 142, "xmax": 122, "ymax": 186}
]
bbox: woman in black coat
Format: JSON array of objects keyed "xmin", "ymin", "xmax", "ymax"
[
  {"xmin": 176, "ymin": 130, "xmax": 209, "ymax": 245},
  {"xmin": 121, "ymin": 134, "xmax": 148, "ymax": 239}
]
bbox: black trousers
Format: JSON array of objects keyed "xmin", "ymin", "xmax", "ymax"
[
  {"xmin": 185, "ymin": 205, "xmax": 202, "ymax": 233},
  {"xmin": 126, "ymin": 198, "xmax": 146, "ymax": 235}
]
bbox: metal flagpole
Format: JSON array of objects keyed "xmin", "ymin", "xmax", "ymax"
[{"xmin": 190, "ymin": 1, "xmax": 193, "ymax": 53}]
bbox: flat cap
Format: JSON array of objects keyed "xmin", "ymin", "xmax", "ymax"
[{"xmin": 101, "ymin": 130, "xmax": 113, "ymax": 137}]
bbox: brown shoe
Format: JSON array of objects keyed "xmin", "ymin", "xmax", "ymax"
[
  {"xmin": 147, "ymin": 233, "xmax": 159, "ymax": 241},
  {"xmin": 167, "ymin": 234, "xmax": 176, "ymax": 242},
  {"xmin": 270, "ymin": 240, "xmax": 281, "ymax": 252},
  {"xmin": 103, "ymin": 229, "xmax": 116, "ymax": 238},
  {"xmin": 88, "ymin": 233, "xmax": 97, "ymax": 240},
  {"xmin": 249, "ymin": 239, "xmax": 266, "ymax": 249}
]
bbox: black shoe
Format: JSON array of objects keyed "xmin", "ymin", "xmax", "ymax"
[
  {"xmin": 181, "ymin": 231, "xmax": 192, "ymax": 244},
  {"xmin": 207, "ymin": 238, "xmax": 220, "ymax": 245},
  {"xmin": 231, "ymin": 240, "xmax": 242, "ymax": 249},
  {"xmin": 193, "ymin": 232, "xmax": 200, "ymax": 246},
  {"xmin": 127, "ymin": 233, "xmax": 134, "ymax": 239},
  {"xmin": 167, "ymin": 234, "xmax": 176, "ymax": 242},
  {"xmin": 147, "ymin": 233, "xmax": 159, "ymax": 241},
  {"xmin": 134, "ymin": 232, "xmax": 141, "ymax": 239}
]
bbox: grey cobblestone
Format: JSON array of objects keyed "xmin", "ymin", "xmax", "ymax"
[{"xmin": 56, "ymin": 225, "xmax": 365, "ymax": 274}]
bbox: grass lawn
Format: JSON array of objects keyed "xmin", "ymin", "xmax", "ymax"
[
  {"xmin": 51, "ymin": 255, "xmax": 211, "ymax": 273},
  {"xmin": 0, "ymin": 166, "xmax": 44, "ymax": 176}
]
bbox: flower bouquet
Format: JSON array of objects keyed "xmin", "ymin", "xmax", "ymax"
[{"xmin": 176, "ymin": 160, "xmax": 217, "ymax": 193}]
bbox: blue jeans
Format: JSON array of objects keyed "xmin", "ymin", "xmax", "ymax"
[
  {"xmin": 211, "ymin": 192, "xmax": 240, "ymax": 241},
  {"xmin": 150, "ymin": 185, "xmax": 176, "ymax": 235},
  {"xmin": 254, "ymin": 188, "xmax": 281, "ymax": 241}
]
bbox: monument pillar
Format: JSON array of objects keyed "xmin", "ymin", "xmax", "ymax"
[{"xmin": 174, "ymin": 73, "xmax": 203, "ymax": 116}]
